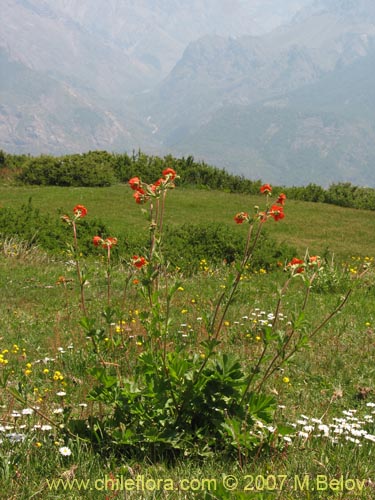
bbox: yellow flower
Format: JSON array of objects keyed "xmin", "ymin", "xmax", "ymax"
[
  {"xmin": 43, "ymin": 369, "xmax": 49, "ymax": 374},
  {"xmin": 35, "ymin": 442, "xmax": 42, "ymax": 448},
  {"xmin": 24, "ymin": 369, "xmax": 32, "ymax": 376},
  {"xmin": 255, "ymin": 335, "xmax": 261, "ymax": 341},
  {"xmin": 177, "ymin": 287, "xmax": 184, "ymax": 291},
  {"xmin": 181, "ymin": 309, "xmax": 188, "ymax": 314},
  {"xmin": 282, "ymin": 377, "xmax": 290, "ymax": 384},
  {"xmin": 224, "ymin": 321, "xmax": 230, "ymax": 327}
]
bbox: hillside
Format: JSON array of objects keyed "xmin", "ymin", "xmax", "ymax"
[{"xmin": 2, "ymin": 0, "xmax": 375, "ymax": 186}]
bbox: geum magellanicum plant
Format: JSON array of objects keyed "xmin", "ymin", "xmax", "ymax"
[
  {"xmin": 61, "ymin": 204, "xmax": 89, "ymax": 314},
  {"xmin": 71, "ymin": 178, "xmax": 352, "ymax": 463}
]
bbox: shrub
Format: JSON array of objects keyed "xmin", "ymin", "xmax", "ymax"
[
  {"xmin": 18, "ymin": 152, "xmax": 115, "ymax": 187},
  {"xmin": 162, "ymin": 223, "xmax": 295, "ymax": 273},
  {"xmin": 0, "ymin": 199, "xmax": 109, "ymax": 255}
]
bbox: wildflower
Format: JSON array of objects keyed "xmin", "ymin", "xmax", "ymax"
[
  {"xmin": 132, "ymin": 255, "xmax": 147, "ymax": 269},
  {"xmin": 287, "ymin": 257, "xmax": 305, "ymax": 274},
  {"xmin": 103, "ymin": 237, "xmax": 118, "ymax": 247},
  {"xmin": 128, "ymin": 177, "xmax": 142, "ymax": 190},
  {"xmin": 234, "ymin": 212, "xmax": 249, "ymax": 224},
  {"xmin": 35, "ymin": 442, "xmax": 42, "ymax": 448},
  {"xmin": 309, "ymin": 255, "xmax": 321, "ymax": 267},
  {"xmin": 269, "ymin": 205, "xmax": 285, "ymax": 221},
  {"xmin": 53, "ymin": 371, "xmax": 64, "ymax": 381},
  {"xmin": 133, "ymin": 190, "xmax": 148, "ymax": 204},
  {"xmin": 162, "ymin": 167, "xmax": 177, "ymax": 180},
  {"xmin": 260, "ymin": 184, "xmax": 272, "ymax": 195},
  {"xmin": 276, "ymin": 193, "xmax": 287, "ymax": 205},
  {"xmin": 283, "ymin": 377, "xmax": 290, "ymax": 384},
  {"xmin": 92, "ymin": 236, "xmax": 103, "ymax": 247},
  {"xmin": 59, "ymin": 446, "xmax": 72, "ymax": 457},
  {"xmin": 21, "ymin": 408, "xmax": 33, "ymax": 416},
  {"xmin": 73, "ymin": 205, "xmax": 87, "ymax": 218},
  {"xmin": 151, "ymin": 178, "xmax": 165, "ymax": 192}
]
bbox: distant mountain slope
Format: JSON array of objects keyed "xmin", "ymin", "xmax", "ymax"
[
  {"xmin": 2, "ymin": 0, "xmax": 375, "ymax": 186},
  {"xmin": 170, "ymin": 41, "xmax": 375, "ymax": 186},
  {"xmin": 0, "ymin": 48, "xmax": 145, "ymax": 154}
]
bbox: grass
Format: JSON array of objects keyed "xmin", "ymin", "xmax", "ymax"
[
  {"xmin": 1, "ymin": 183, "xmax": 375, "ymax": 499},
  {"xmin": 1, "ymin": 184, "xmax": 375, "ymax": 260}
]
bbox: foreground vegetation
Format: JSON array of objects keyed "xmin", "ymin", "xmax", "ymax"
[
  {"xmin": 2, "ymin": 148, "xmax": 375, "ymax": 211},
  {"xmin": 1, "ymin": 171, "xmax": 375, "ymax": 499}
]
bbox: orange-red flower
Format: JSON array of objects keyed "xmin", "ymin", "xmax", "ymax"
[
  {"xmin": 133, "ymin": 191, "xmax": 148, "ymax": 204},
  {"xmin": 260, "ymin": 184, "xmax": 272, "ymax": 195},
  {"xmin": 308, "ymin": 255, "xmax": 321, "ymax": 267},
  {"xmin": 234, "ymin": 212, "xmax": 249, "ymax": 224},
  {"xmin": 270, "ymin": 205, "xmax": 285, "ymax": 221},
  {"xmin": 92, "ymin": 236, "xmax": 103, "ymax": 247},
  {"xmin": 93, "ymin": 236, "xmax": 118, "ymax": 248},
  {"xmin": 162, "ymin": 168, "xmax": 177, "ymax": 180},
  {"xmin": 287, "ymin": 257, "xmax": 305, "ymax": 273},
  {"xmin": 132, "ymin": 255, "xmax": 147, "ymax": 268},
  {"xmin": 276, "ymin": 193, "xmax": 287, "ymax": 205},
  {"xmin": 151, "ymin": 178, "xmax": 165, "ymax": 192},
  {"xmin": 128, "ymin": 177, "xmax": 142, "ymax": 190},
  {"xmin": 73, "ymin": 205, "xmax": 87, "ymax": 218},
  {"xmin": 104, "ymin": 237, "xmax": 118, "ymax": 247}
]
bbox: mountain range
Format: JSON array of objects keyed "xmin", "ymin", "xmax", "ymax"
[{"xmin": 1, "ymin": 0, "xmax": 375, "ymax": 186}]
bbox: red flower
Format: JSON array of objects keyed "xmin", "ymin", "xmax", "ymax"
[
  {"xmin": 162, "ymin": 168, "xmax": 177, "ymax": 180},
  {"xmin": 151, "ymin": 178, "xmax": 165, "ymax": 192},
  {"xmin": 276, "ymin": 193, "xmax": 287, "ymax": 205},
  {"xmin": 270, "ymin": 205, "xmax": 285, "ymax": 221},
  {"xmin": 133, "ymin": 191, "xmax": 148, "ymax": 204},
  {"xmin": 287, "ymin": 257, "xmax": 305, "ymax": 274},
  {"xmin": 260, "ymin": 184, "xmax": 272, "ymax": 195},
  {"xmin": 309, "ymin": 255, "xmax": 321, "ymax": 267},
  {"xmin": 104, "ymin": 237, "xmax": 118, "ymax": 248},
  {"xmin": 92, "ymin": 236, "xmax": 103, "ymax": 247},
  {"xmin": 73, "ymin": 205, "xmax": 87, "ymax": 218},
  {"xmin": 132, "ymin": 255, "xmax": 147, "ymax": 269},
  {"xmin": 128, "ymin": 177, "xmax": 142, "ymax": 190},
  {"xmin": 234, "ymin": 212, "xmax": 249, "ymax": 224}
]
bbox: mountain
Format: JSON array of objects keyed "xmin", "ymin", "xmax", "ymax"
[
  {"xmin": 0, "ymin": 0, "xmax": 308, "ymax": 156},
  {"xmin": 2, "ymin": 0, "xmax": 375, "ymax": 186},
  {"xmin": 139, "ymin": 0, "xmax": 375, "ymax": 185},
  {"xmin": 170, "ymin": 42, "xmax": 375, "ymax": 186}
]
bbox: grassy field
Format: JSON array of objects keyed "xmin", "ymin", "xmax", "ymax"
[
  {"xmin": 1, "ymin": 184, "xmax": 375, "ymax": 260},
  {"xmin": 1, "ymin": 183, "xmax": 375, "ymax": 499}
]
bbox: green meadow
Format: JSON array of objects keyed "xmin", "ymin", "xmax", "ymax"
[{"xmin": 1, "ymin": 182, "xmax": 375, "ymax": 499}]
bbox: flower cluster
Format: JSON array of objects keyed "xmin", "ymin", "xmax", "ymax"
[
  {"xmin": 92, "ymin": 236, "xmax": 118, "ymax": 248},
  {"xmin": 61, "ymin": 204, "xmax": 88, "ymax": 224},
  {"xmin": 128, "ymin": 168, "xmax": 177, "ymax": 204},
  {"xmin": 234, "ymin": 184, "xmax": 286, "ymax": 225},
  {"xmin": 132, "ymin": 255, "xmax": 147, "ymax": 269},
  {"xmin": 286, "ymin": 255, "xmax": 322, "ymax": 275}
]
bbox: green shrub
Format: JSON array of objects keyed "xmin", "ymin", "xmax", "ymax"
[
  {"xmin": 0, "ymin": 199, "xmax": 109, "ymax": 255},
  {"xmin": 162, "ymin": 223, "xmax": 295, "ymax": 273},
  {"xmin": 18, "ymin": 152, "xmax": 115, "ymax": 187}
]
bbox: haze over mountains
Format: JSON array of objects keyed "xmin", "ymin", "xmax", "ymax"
[{"xmin": 1, "ymin": 0, "xmax": 375, "ymax": 186}]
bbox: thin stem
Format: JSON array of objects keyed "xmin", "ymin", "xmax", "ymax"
[
  {"xmin": 255, "ymin": 289, "xmax": 352, "ymax": 391},
  {"xmin": 72, "ymin": 221, "xmax": 87, "ymax": 315},
  {"xmin": 106, "ymin": 246, "xmax": 111, "ymax": 306}
]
